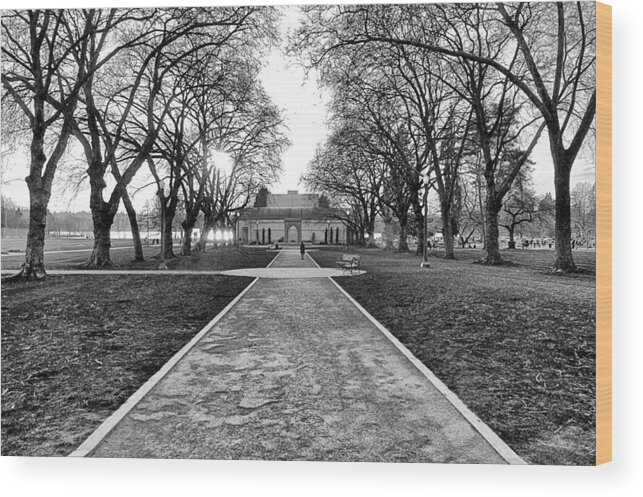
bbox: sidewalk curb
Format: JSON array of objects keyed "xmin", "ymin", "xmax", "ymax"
[
  {"xmin": 265, "ymin": 250, "xmax": 282, "ymax": 268},
  {"xmin": 308, "ymin": 252, "xmax": 526, "ymax": 465},
  {"xmin": 68, "ymin": 277, "xmax": 260, "ymax": 457},
  {"xmin": 1, "ymin": 269, "xmax": 225, "ymax": 276}
]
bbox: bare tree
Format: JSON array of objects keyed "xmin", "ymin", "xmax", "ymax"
[
  {"xmin": 303, "ymin": 126, "xmax": 383, "ymax": 246},
  {"xmin": 570, "ymin": 181, "xmax": 596, "ymax": 244},
  {"xmin": 499, "ymin": 165, "xmax": 540, "ymax": 249},
  {"xmin": 70, "ymin": 7, "xmax": 274, "ymax": 268},
  {"xmin": 2, "ymin": 10, "xmax": 100, "ymax": 277},
  {"xmin": 198, "ymin": 80, "xmax": 287, "ymax": 251},
  {"xmin": 317, "ymin": 2, "xmax": 595, "ymax": 270},
  {"xmin": 454, "ymin": 176, "xmax": 483, "ymax": 248}
]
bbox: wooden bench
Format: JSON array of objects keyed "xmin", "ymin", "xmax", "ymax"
[{"xmin": 336, "ymin": 254, "xmax": 361, "ymax": 275}]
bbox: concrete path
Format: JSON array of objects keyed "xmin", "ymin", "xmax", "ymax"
[
  {"xmin": 222, "ymin": 249, "xmax": 364, "ymax": 278},
  {"xmin": 1, "ymin": 250, "xmax": 365, "ymax": 278},
  {"xmin": 1, "ymin": 269, "xmax": 226, "ymax": 276},
  {"xmin": 71, "ymin": 249, "xmax": 522, "ymax": 463}
]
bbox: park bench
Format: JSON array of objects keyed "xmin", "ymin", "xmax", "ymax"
[{"xmin": 336, "ymin": 253, "xmax": 361, "ymax": 275}]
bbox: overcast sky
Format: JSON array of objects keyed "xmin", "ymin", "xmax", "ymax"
[
  {"xmin": 261, "ymin": 6, "xmax": 330, "ymax": 194},
  {"xmin": 1, "ymin": 4, "xmax": 595, "ymax": 212}
]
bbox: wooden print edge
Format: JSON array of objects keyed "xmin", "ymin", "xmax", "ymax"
[{"xmin": 595, "ymin": 1, "xmax": 612, "ymax": 465}]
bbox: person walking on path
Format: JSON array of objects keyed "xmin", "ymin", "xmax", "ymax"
[{"xmin": 300, "ymin": 241, "xmax": 306, "ymax": 261}]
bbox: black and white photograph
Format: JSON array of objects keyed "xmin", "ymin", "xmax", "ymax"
[{"xmin": 1, "ymin": 0, "xmax": 604, "ymax": 470}]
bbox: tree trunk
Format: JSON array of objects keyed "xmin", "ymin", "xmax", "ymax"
[
  {"xmin": 483, "ymin": 197, "xmax": 503, "ymax": 265},
  {"xmin": 440, "ymin": 201, "xmax": 455, "ymax": 260},
  {"xmin": 160, "ymin": 206, "xmax": 176, "ymax": 260},
  {"xmin": 553, "ymin": 159, "xmax": 577, "ymax": 271},
  {"xmin": 507, "ymin": 225, "xmax": 516, "ymax": 249},
  {"xmin": 199, "ymin": 217, "xmax": 214, "ymax": 252},
  {"xmin": 358, "ymin": 228, "xmax": 366, "ymax": 246},
  {"xmin": 442, "ymin": 215, "xmax": 455, "ymax": 259},
  {"xmin": 181, "ymin": 225, "xmax": 193, "ymax": 256},
  {"xmin": 87, "ymin": 215, "xmax": 114, "ymax": 268},
  {"xmin": 383, "ymin": 218, "xmax": 395, "ymax": 250},
  {"xmin": 476, "ymin": 167, "xmax": 487, "ymax": 249},
  {"xmin": 181, "ymin": 200, "xmax": 202, "ymax": 255},
  {"xmin": 198, "ymin": 228, "xmax": 208, "ymax": 251},
  {"xmin": 413, "ymin": 199, "xmax": 425, "ymax": 256},
  {"xmin": 397, "ymin": 214, "xmax": 409, "ymax": 252},
  {"xmin": 17, "ymin": 187, "xmax": 49, "ymax": 279},
  {"xmin": 366, "ymin": 228, "xmax": 377, "ymax": 247},
  {"xmin": 122, "ymin": 190, "xmax": 144, "ymax": 262},
  {"xmin": 12, "ymin": 119, "xmax": 57, "ymax": 279},
  {"xmin": 85, "ymin": 151, "xmax": 117, "ymax": 269}
]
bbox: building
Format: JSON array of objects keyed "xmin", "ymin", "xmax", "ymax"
[{"xmin": 237, "ymin": 190, "xmax": 347, "ymax": 245}]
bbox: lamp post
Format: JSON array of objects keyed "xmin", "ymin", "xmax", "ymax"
[
  {"xmin": 326, "ymin": 220, "xmax": 330, "ymax": 245},
  {"xmin": 421, "ymin": 171, "xmax": 430, "ymax": 269},
  {"xmin": 256, "ymin": 221, "xmax": 259, "ymax": 245},
  {"xmin": 346, "ymin": 209, "xmax": 350, "ymax": 249}
]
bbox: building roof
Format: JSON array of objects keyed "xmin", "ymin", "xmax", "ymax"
[
  {"xmin": 239, "ymin": 207, "xmax": 343, "ymax": 221},
  {"xmin": 266, "ymin": 190, "xmax": 319, "ymax": 208}
]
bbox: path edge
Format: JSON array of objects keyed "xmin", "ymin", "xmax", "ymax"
[
  {"xmin": 68, "ymin": 277, "xmax": 260, "ymax": 457},
  {"xmin": 265, "ymin": 249, "xmax": 282, "ymax": 268},
  {"xmin": 327, "ymin": 277, "xmax": 526, "ymax": 465},
  {"xmin": 307, "ymin": 252, "xmax": 525, "ymax": 465}
]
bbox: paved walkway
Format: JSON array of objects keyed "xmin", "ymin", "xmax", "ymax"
[
  {"xmin": 1, "ymin": 250, "xmax": 364, "ymax": 278},
  {"xmin": 72, "ymin": 249, "xmax": 522, "ymax": 463}
]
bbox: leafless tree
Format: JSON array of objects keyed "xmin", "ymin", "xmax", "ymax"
[
  {"xmin": 303, "ymin": 125, "xmax": 383, "ymax": 246},
  {"xmin": 570, "ymin": 181, "xmax": 596, "ymax": 244},
  {"xmin": 197, "ymin": 81, "xmax": 287, "ymax": 251},
  {"xmin": 454, "ymin": 176, "xmax": 483, "ymax": 248},
  {"xmin": 2, "ymin": 10, "xmax": 111, "ymax": 277},
  {"xmin": 312, "ymin": 2, "xmax": 595, "ymax": 271},
  {"xmin": 70, "ymin": 7, "xmax": 274, "ymax": 268},
  {"xmin": 499, "ymin": 165, "xmax": 540, "ymax": 249}
]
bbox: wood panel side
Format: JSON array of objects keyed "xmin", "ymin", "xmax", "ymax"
[{"xmin": 595, "ymin": 1, "xmax": 612, "ymax": 466}]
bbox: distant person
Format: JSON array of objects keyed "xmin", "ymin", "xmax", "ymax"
[{"xmin": 300, "ymin": 241, "xmax": 306, "ymax": 260}]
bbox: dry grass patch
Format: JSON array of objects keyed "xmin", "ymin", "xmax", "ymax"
[
  {"xmin": 1, "ymin": 274, "xmax": 252, "ymax": 456},
  {"xmin": 311, "ymin": 247, "xmax": 595, "ymax": 465}
]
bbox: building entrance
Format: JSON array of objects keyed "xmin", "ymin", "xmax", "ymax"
[{"xmin": 288, "ymin": 225, "xmax": 299, "ymax": 243}]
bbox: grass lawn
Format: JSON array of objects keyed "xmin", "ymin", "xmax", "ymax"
[
  {"xmin": 1, "ymin": 274, "xmax": 253, "ymax": 456},
  {"xmin": 1, "ymin": 237, "xmax": 133, "ymax": 254},
  {"xmin": 1, "ymin": 243, "xmax": 277, "ymax": 271},
  {"xmin": 311, "ymin": 247, "xmax": 596, "ymax": 465},
  {"xmin": 430, "ymin": 246, "xmax": 596, "ymax": 274}
]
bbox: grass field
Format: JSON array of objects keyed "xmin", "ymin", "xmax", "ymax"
[
  {"xmin": 311, "ymin": 247, "xmax": 596, "ymax": 465},
  {"xmin": 1, "ymin": 242, "xmax": 596, "ymax": 463},
  {"xmin": 1, "ymin": 236, "xmax": 133, "ymax": 253},
  {"xmin": 1, "ymin": 274, "xmax": 255, "ymax": 456},
  {"xmin": 0, "ymin": 244, "xmax": 278, "ymax": 456},
  {"xmin": 428, "ymin": 246, "xmax": 596, "ymax": 274},
  {"xmin": 1, "ymin": 239, "xmax": 276, "ymax": 271}
]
